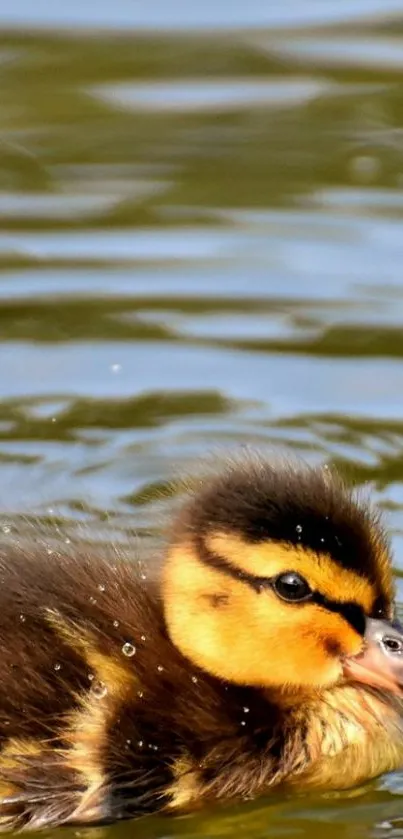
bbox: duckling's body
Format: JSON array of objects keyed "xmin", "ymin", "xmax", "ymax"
[{"xmin": 0, "ymin": 456, "xmax": 403, "ymax": 829}]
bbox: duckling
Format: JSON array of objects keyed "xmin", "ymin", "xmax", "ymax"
[{"xmin": 0, "ymin": 454, "xmax": 403, "ymax": 830}]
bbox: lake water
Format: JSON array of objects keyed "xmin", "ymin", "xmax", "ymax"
[{"xmin": 2, "ymin": 1, "xmax": 403, "ymax": 837}]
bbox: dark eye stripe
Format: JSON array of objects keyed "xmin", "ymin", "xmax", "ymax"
[
  {"xmin": 197, "ymin": 538, "xmax": 367, "ymax": 635},
  {"xmin": 205, "ymin": 554, "xmax": 265, "ymax": 592},
  {"xmin": 197, "ymin": 540, "xmax": 268, "ymax": 592},
  {"xmin": 311, "ymin": 592, "xmax": 366, "ymax": 636}
]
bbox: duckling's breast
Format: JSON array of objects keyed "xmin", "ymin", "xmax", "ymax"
[{"xmin": 288, "ymin": 685, "xmax": 403, "ymax": 791}]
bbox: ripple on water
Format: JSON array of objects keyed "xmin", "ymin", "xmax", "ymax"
[{"xmin": 0, "ymin": 6, "xmax": 403, "ymax": 839}]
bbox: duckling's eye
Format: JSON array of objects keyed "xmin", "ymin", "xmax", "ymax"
[{"xmin": 273, "ymin": 572, "xmax": 312, "ymax": 603}]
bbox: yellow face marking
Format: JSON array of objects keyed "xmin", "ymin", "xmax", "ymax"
[
  {"xmin": 206, "ymin": 531, "xmax": 378, "ymax": 613},
  {"xmin": 164, "ymin": 541, "xmax": 367, "ymax": 691}
]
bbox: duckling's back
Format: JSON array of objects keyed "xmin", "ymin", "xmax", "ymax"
[
  {"xmin": 0, "ymin": 535, "xmax": 268, "ymax": 830},
  {"xmin": 0, "ymin": 537, "xmax": 173, "ymax": 827}
]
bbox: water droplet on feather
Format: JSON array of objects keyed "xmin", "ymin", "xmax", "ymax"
[
  {"xmin": 91, "ymin": 681, "xmax": 107, "ymax": 700},
  {"xmin": 122, "ymin": 643, "xmax": 136, "ymax": 657}
]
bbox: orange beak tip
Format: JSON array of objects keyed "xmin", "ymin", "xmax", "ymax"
[{"xmin": 343, "ymin": 650, "xmax": 403, "ymax": 697}]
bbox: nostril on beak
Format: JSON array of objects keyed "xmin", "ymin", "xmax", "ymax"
[{"xmin": 343, "ymin": 618, "xmax": 403, "ymax": 693}]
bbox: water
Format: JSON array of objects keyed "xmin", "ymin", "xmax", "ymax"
[{"xmin": 2, "ymin": 0, "xmax": 403, "ymax": 836}]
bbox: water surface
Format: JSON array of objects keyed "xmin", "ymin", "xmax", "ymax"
[{"xmin": 1, "ymin": 1, "xmax": 403, "ymax": 836}]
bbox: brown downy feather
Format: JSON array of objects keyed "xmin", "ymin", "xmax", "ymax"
[
  {"xmin": 0, "ymin": 535, "xmax": 286, "ymax": 826},
  {"xmin": 0, "ymin": 455, "xmax": 400, "ymax": 829}
]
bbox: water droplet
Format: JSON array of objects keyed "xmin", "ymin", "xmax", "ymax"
[
  {"xmin": 296, "ymin": 525, "xmax": 303, "ymax": 534},
  {"xmin": 140, "ymin": 634, "xmax": 146, "ymax": 642},
  {"xmin": 122, "ymin": 642, "xmax": 136, "ymax": 657},
  {"xmin": 191, "ymin": 676, "xmax": 198, "ymax": 684},
  {"xmin": 243, "ymin": 706, "xmax": 250, "ymax": 713},
  {"xmin": 19, "ymin": 614, "xmax": 26, "ymax": 623},
  {"xmin": 98, "ymin": 584, "xmax": 105, "ymax": 593},
  {"xmin": 157, "ymin": 665, "xmax": 164, "ymax": 673},
  {"xmin": 91, "ymin": 680, "xmax": 107, "ymax": 700},
  {"xmin": 54, "ymin": 663, "xmax": 61, "ymax": 671},
  {"xmin": 113, "ymin": 620, "xmax": 119, "ymax": 628}
]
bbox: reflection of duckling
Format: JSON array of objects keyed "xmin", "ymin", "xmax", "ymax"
[{"xmin": 1, "ymin": 455, "xmax": 403, "ymax": 830}]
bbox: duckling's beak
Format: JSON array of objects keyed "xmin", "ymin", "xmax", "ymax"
[{"xmin": 343, "ymin": 618, "xmax": 403, "ymax": 695}]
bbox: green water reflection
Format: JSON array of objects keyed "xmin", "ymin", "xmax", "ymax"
[{"xmin": 2, "ymin": 6, "xmax": 403, "ymax": 838}]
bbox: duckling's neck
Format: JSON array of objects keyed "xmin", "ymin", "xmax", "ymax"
[
  {"xmin": 163, "ymin": 674, "xmax": 403, "ymax": 812},
  {"xmin": 268, "ymin": 683, "xmax": 403, "ymax": 791},
  {"xmin": 109, "ymin": 592, "xmax": 403, "ymax": 808}
]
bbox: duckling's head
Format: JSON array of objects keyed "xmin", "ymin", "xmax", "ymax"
[{"xmin": 163, "ymin": 456, "xmax": 403, "ymax": 698}]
